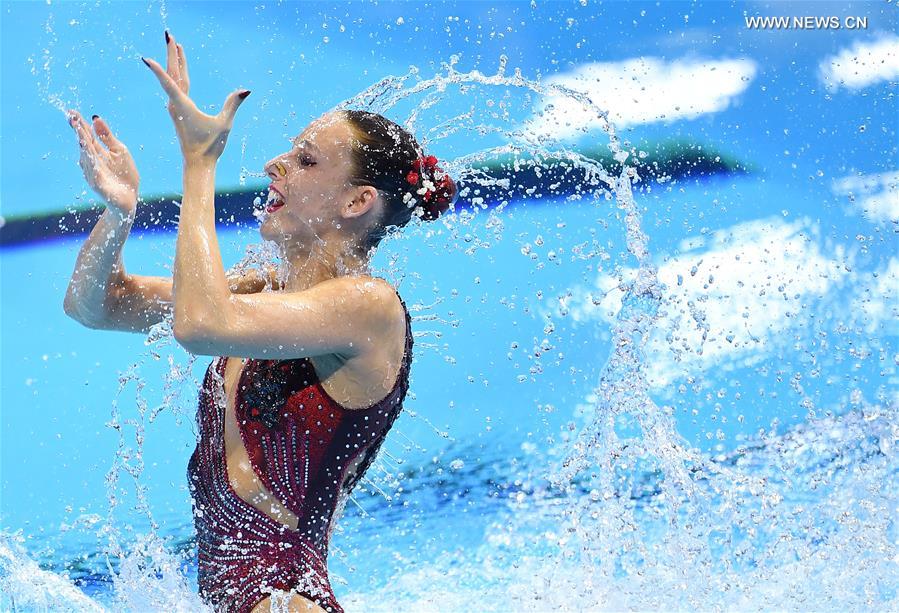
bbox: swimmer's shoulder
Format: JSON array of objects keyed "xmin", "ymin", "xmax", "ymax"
[{"xmin": 314, "ymin": 274, "xmax": 405, "ymax": 324}]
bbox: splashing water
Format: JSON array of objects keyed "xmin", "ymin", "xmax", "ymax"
[{"xmin": 330, "ymin": 55, "xmax": 897, "ymax": 611}]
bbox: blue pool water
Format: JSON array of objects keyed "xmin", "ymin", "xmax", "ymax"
[{"xmin": 2, "ymin": 1, "xmax": 898, "ymax": 611}]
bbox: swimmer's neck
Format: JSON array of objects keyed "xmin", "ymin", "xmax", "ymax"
[{"xmin": 277, "ymin": 238, "xmax": 372, "ymax": 293}]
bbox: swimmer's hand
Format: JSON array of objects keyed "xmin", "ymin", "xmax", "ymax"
[
  {"xmin": 141, "ymin": 31, "xmax": 250, "ymax": 164},
  {"xmin": 227, "ymin": 265, "xmax": 283, "ymax": 293},
  {"xmin": 67, "ymin": 110, "xmax": 140, "ymax": 217}
]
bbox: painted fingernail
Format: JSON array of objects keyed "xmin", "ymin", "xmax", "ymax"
[
  {"xmin": 92, "ymin": 115, "xmax": 100, "ymax": 121},
  {"xmin": 238, "ymin": 90, "xmax": 251, "ymax": 99},
  {"xmin": 165, "ymin": 30, "xmax": 170, "ymax": 44},
  {"xmin": 141, "ymin": 57, "xmax": 150, "ymax": 67}
]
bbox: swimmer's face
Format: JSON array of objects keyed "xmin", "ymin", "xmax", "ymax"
[{"xmin": 260, "ymin": 112, "xmax": 380, "ymax": 246}]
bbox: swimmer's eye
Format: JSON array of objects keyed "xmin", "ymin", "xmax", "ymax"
[{"xmin": 299, "ymin": 155, "xmax": 316, "ymax": 167}]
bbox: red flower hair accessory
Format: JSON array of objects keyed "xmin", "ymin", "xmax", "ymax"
[
  {"xmin": 405, "ymin": 154, "xmax": 454, "ymax": 220},
  {"xmin": 411, "ymin": 155, "xmax": 439, "ymax": 174}
]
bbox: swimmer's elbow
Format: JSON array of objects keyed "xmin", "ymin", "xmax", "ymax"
[
  {"xmin": 63, "ymin": 293, "xmax": 80, "ymax": 320},
  {"xmin": 63, "ymin": 293, "xmax": 104, "ymax": 329},
  {"xmin": 63, "ymin": 287, "xmax": 87, "ymax": 323},
  {"xmin": 172, "ymin": 318, "xmax": 221, "ymax": 355},
  {"xmin": 172, "ymin": 320, "xmax": 202, "ymax": 352}
]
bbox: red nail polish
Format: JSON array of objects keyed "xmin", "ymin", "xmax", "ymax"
[
  {"xmin": 238, "ymin": 90, "xmax": 251, "ymax": 99},
  {"xmin": 165, "ymin": 30, "xmax": 170, "ymax": 44},
  {"xmin": 142, "ymin": 57, "xmax": 150, "ymax": 67},
  {"xmin": 92, "ymin": 115, "xmax": 99, "ymax": 121}
]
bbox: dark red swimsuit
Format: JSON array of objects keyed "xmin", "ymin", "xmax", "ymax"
[{"xmin": 187, "ymin": 294, "xmax": 412, "ymax": 612}]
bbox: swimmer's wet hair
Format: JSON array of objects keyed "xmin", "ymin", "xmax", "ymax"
[{"xmin": 341, "ymin": 110, "xmax": 457, "ymax": 250}]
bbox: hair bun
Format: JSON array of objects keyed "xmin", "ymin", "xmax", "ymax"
[
  {"xmin": 409, "ymin": 155, "xmax": 457, "ymax": 221},
  {"xmin": 420, "ymin": 173, "xmax": 457, "ymax": 221}
]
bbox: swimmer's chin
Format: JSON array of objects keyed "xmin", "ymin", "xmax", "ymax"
[
  {"xmin": 259, "ymin": 222, "xmax": 298, "ymax": 245},
  {"xmin": 258, "ymin": 220, "xmax": 279, "ymax": 242}
]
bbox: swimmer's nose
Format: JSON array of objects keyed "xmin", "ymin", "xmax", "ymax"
[{"xmin": 264, "ymin": 159, "xmax": 289, "ymax": 180}]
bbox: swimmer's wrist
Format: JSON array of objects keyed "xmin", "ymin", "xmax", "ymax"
[
  {"xmin": 106, "ymin": 204, "xmax": 136, "ymax": 225},
  {"xmin": 184, "ymin": 156, "xmax": 218, "ymax": 171},
  {"xmin": 105, "ymin": 195, "xmax": 138, "ymax": 223}
]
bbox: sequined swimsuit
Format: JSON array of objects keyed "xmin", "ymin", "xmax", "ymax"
[{"xmin": 187, "ymin": 294, "xmax": 413, "ymax": 613}]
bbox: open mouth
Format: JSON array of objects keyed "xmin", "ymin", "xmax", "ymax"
[{"xmin": 265, "ymin": 190, "xmax": 286, "ymax": 214}]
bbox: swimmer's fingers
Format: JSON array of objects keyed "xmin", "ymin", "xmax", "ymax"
[
  {"xmin": 69, "ymin": 110, "xmax": 108, "ymax": 163},
  {"xmin": 90, "ymin": 116, "xmax": 139, "ymax": 183},
  {"xmin": 165, "ymin": 31, "xmax": 180, "ymax": 82},
  {"xmin": 219, "ymin": 88, "xmax": 251, "ymax": 127},
  {"xmin": 165, "ymin": 31, "xmax": 186, "ymax": 93},
  {"xmin": 69, "ymin": 110, "xmax": 139, "ymax": 211},
  {"xmin": 68, "ymin": 110, "xmax": 91, "ymax": 150},
  {"xmin": 78, "ymin": 143, "xmax": 99, "ymax": 186},
  {"xmin": 165, "ymin": 32, "xmax": 190, "ymax": 94},
  {"xmin": 176, "ymin": 43, "xmax": 190, "ymax": 94},
  {"xmin": 92, "ymin": 115, "xmax": 126, "ymax": 154},
  {"xmin": 74, "ymin": 127, "xmax": 101, "ymax": 189},
  {"xmin": 81, "ymin": 115, "xmax": 110, "ymax": 163},
  {"xmin": 141, "ymin": 56, "xmax": 190, "ymax": 110}
]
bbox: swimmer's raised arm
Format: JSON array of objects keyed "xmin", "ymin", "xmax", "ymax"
[
  {"xmin": 61, "ymin": 110, "xmax": 164, "ymax": 332},
  {"xmin": 143, "ymin": 36, "xmax": 394, "ymax": 359},
  {"xmin": 62, "ymin": 112, "xmax": 278, "ymax": 334}
]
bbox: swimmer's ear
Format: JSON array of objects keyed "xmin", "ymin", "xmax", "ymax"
[{"xmin": 344, "ymin": 185, "xmax": 381, "ymax": 217}]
